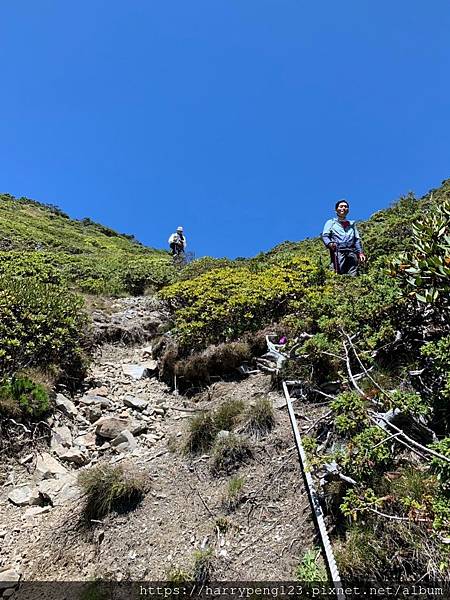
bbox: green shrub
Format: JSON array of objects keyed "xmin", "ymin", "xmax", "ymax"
[
  {"xmin": 392, "ymin": 192, "xmax": 450, "ymax": 305},
  {"xmin": 430, "ymin": 438, "xmax": 450, "ymax": 487},
  {"xmin": 78, "ymin": 462, "xmax": 148, "ymax": 521},
  {"xmin": 342, "ymin": 427, "xmax": 393, "ymax": 478},
  {"xmin": 0, "ymin": 376, "xmax": 50, "ymax": 420},
  {"xmin": 330, "ymin": 392, "xmax": 369, "ymax": 435},
  {"xmin": 160, "ymin": 259, "xmax": 317, "ymax": 349},
  {"xmin": 0, "ymin": 276, "xmax": 89, "ymax": 381},
  {"xmin": 295, "ymin": 549, "xmax": 327, "ymax": 582}
]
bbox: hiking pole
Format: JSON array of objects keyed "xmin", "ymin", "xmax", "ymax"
[{"xmin": 332, "ymin": 248, "xmax": 340, "ymax": 274}]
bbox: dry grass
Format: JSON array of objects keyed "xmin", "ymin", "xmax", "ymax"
[
  {"xmin": 211, "ymin": 434, "xmax": 253, "ymax": 475},
  {"xmin": 244, "ymin": 397, "xmax": 275, "ymax": 438},
  {"xmin": 78, "ymin": 462, "xmax": 149, "ymax": 522}
]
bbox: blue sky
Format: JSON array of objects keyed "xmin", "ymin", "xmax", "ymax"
[{"xmin": 1, "ymin": 1, "xmax": 449, "ymax": 258}]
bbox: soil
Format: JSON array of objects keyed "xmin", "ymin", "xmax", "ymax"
[{"xmin": 0, "ymin": 303, "xmax": 329, "ymax": 583}]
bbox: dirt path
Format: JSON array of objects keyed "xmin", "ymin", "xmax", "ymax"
[{"xmin": 1, "ymin": 316, "xmax": 318, "ymax": 583}]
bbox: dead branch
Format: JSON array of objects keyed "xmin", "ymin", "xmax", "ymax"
[{"xmin": 368, "ymin": 413, "xmax": 450, "ymax": 464}]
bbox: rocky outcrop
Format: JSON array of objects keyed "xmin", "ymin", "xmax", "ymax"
[{"xmin": 91, "ymin": 297, "xmax": 168, "ymax": 344}]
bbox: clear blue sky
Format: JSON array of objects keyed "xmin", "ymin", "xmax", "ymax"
[{"xmin": 1, "ymin": 1, "xmax": 449, "ymax": 258}]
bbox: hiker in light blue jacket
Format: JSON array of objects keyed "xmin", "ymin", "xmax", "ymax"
[{"xmin": 322, "ymin": 200, "xmax": 366, "ymax": 276}]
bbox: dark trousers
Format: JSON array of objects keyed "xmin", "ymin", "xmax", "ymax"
[
  {"xmin": 170, "ymin": 242, "xmax": 184, "ymax": 256},
  {"xmin": 330, "ymin": 249, "xmax": 359, "ymax": 276}
]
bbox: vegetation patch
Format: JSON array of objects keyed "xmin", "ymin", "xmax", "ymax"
[
  {"xmin": 295, "ymin": 549, "xmax": 328, "ymax": 582},
  {"xmin": 210, "ymin": 434, "xmax": 253, "ymax": 475},
  {"xmin": 243, "ymin": 397, "xmax": 275, "ymax": 437},
  {"xmin": 222, "ymin": 475, "xmax": 246, "ymax": 512},
  {"xmin": 0, "ymin": 375, "xmax": 50, "ymax": 420},
  {"xmin": 0, "ymin": 275, "xmax": 90, "ymax": 384},
  {"xmin": 192, "ymin": 548, "xmax": 214, "ymax": 583},
  {"xmin": 78, "ymin": 462, "xmax": 149, "ymax": 522}
]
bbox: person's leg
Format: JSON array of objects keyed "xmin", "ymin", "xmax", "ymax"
[
  {"xmin": 341, "ymin": 252, "xmax": 359, "ymax": 276},
  {"xmin": 170, "ymin": 242, "xmax": 176, "ymax": 255}
]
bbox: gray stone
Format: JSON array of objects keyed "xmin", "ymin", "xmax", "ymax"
[
  {"xmin": 35, "ymin": 452, "xmax": 68, "ymax": 480},
  {"xmin": 86, "ymin": 405, "xmax": 103, "ymax": 423},
  {"xmin": 23, "ymin": 505, "xmax": 51, "ymax": 519},
  {"xmin": 95, "ymin": 417, "xmax": 129, "ymax": 439},
  {"xmin": 55, "ymin": 393, "xmax": 78, "ymax": 418},
  {"xmin": 111, "ymin": 429, "xmax": 137, "ymax": 451},
  {"xmin": 74, "ymin": 432, "xmax": 96, "ymax": 448},
  {"xmin": 51, "ymin": 425, "xmax": 73, "ymax": 449},
  {"xmin": 7, "ymin": 485, "xmax": 42, "ymax": 507},
  {"xmin": 0, "ymin": 567, "xmax": 20, "ymax": 589},
  {"xmin": 129, "ymin": 420, "xmax": 147, "ymax": 436},
  {"xmin": 122, "ymin": 364, "xmax": 149, "ymax": 379},
  {"xmin": 38, "ymin": 474, "xmax": 80, "ymax": 506},
  {"xmin": 79, "ymin": 394, "xmax": 112, "ymax": 408},
  {"xmin": 142, "ymin": 345, "xmax": 153, "ymax": 357},
  {"xmin": 88, "ymin": 386, "xmax": 109, "ymax": 396},
  {"xmin": 0, "ymin": 530, "xmax": 6, "ymax": 538},
  {"xmin": 123, "ymin": 396, "xmax": 148, "ymax": 411},
  {"xmin": 58, "ymin": 448, "xmax": 89, "ymax": 466}
]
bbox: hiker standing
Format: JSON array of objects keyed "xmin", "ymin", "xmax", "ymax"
[
  {"xmin": 322, "ymin": 200, "xmax": 366, "ymax": 276},
  {"xmin": 168, "ymin": 226, "xmax": 187, "ymax": 256}
]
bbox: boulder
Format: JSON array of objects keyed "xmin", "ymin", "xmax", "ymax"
[
  {"xmin": 8, "ymin": 485, "xmax": 42, "ymax": 507},
  {"xmin": 58, "ymin": 448, "xmax": 89, "ymax": 466},
  {"xmin": 38, "ymin": 474, "xmax": 80, "ymax": 506},
  {"xmin": 123, "ymin": 396, "xmax": 148, "ymax": 412},
  {"xmin": 86, "ymin": 405, "xmax": 103, "ymax": 423},
  {"xmin": 51, "ymin": 425, "xmax": 73, "ymax": 449},
  {"xmin": 35, "ymin": 452, "xmax": 68, "ymax": 480},
  {"xmin": 122, "ymin": 364, "xmax": 148, "ymax": 380},
  {"xmin": 79, "ymin": 394, "xmax": 112, "ymax": 408},
  {"xmin": 88, "ymin": 386, "xmax": 109, "ymax": 397},
  {"xmin": 95, "ymin": 417, "xmax": 129, "ymax": 439},
  {"xmin": 55, "ymin": 393, "xmax": 78, "ymax": 418},
  {"xmin": 111, "ymin": 429, "xmax": 137, "ymax": 451},
  {"xmin": 74, "ymin": 432, "xmax": 96, "ymax": 448}
]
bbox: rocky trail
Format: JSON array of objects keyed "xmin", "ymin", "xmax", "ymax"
[{"xmin": 0, "ymin": 297, "xmax": 318, "ymax": 589}]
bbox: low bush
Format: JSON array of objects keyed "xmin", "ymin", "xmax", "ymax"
[
  {"xmin": 0, "ymin": 375, "xmax": 50, "ymax": 420},
  {"xmin": 0, "ymin": 275, "xmax": 90, "ymax": 383},
  {"xmin": 160, "ymin": 259, "xmax": 317, "ymax": 349},
  {"xmin": 214, "ymin": 399, "xmax": 245, "ymax": 431},
  {"xmin": 185, "ymin": 400, "xmax": 246, "ymax": 454},
  {"xmin": 78, "ymin": 462, "xmax": 148, "ymax": 521},
  {"xmin": 174, "ymin": 342, "xmax": 252, "ymax": 391},
  {"xmin": 295, "ymin": 549, "xmax": 327, "ymax": 582}
]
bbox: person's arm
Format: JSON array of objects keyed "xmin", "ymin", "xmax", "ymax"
[
  {"xmin": 322, "ymin": 220, "xmax": 336, "ymax": 249},
  {"xmin": 353, "ymin": 224, "xmax": 366, "ymax": 261}
]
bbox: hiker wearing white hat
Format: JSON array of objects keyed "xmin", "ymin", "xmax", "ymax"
[{"xmin": 168, "ymin": 226, "xmax": 187, "ymax": 256}]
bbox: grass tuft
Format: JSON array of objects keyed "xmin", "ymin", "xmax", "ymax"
[
  {"xmin": 78, "ymin": 462, "xmax": 148, "ymax": 522},
  {"xmin": 211, "ymin": 434, "xmax": 252, "ymax": 475},
  {"xmin": 244, "ymin": 397, "xmax": 275, "ymax": 437}
]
